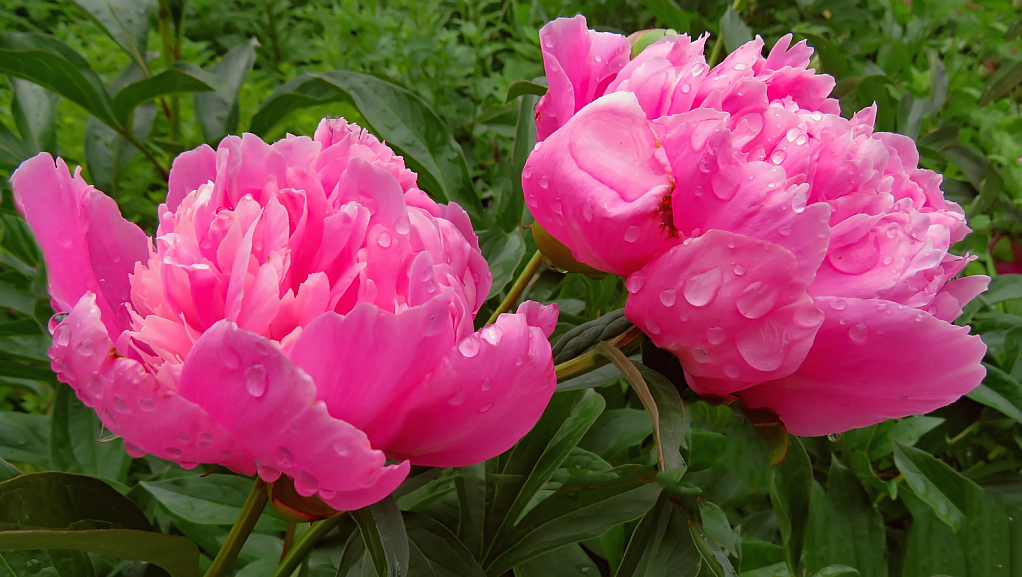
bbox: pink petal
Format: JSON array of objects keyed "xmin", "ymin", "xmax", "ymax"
[
  {"xmin": 523, "ymin": 92, "xmax": 677, "ymax": 276},
  {"xmin": 739, "ymin": 296, "xmax": 988, "ymax": 436},
  {"xmin": 287, "ymin": 294, "xmax": 457, "ymax": 446},
  {"xmin": 383, "ymin": 302, "xmax": 558, "ymax": 467},
  {"xmin": 167, "ymin": 144, "xmax": 217, "ymax": 211},
  {"xmin": 624, "ymin": 230, "xmax": 823, "ymax": 391},
  {"xmin": 10, "ymin": 153, "xmax": 150, "ymax": 336},
  {"xmin": 49, "ymin": 293, "xmax": 256, "ymax": 473},
  {"xmin": 534, "ymin": 15, "xmax": 631, "ymax": 141},
  {"xmin": 177, "ymin": 320, "xmax": 409, "ymax": 508}
]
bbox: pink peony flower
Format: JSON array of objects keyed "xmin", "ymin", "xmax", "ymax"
[
  {"xmin": 12, "ymin": 118, "xmax": 558, "ymax": 510},
  {"xmin": 524, "ymin": 17, "xmax": 988, "ymax": 435}
]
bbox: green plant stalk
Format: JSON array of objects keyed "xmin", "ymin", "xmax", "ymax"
[
  {"xmin": 265, "ymin": 1, "xmax": 283, "ymax": 70},
  {"xmin": 158, "ymin": 5, "xmax": 181, "ymax": 140},
  {"xmin": 272, "ymin": 514, "xmax": 347, "ymax": 577},
  {"xmin": 121, "ymin": 130, "xmax": 169, "ymax": 180},
  {"xmin": 554, "ymin": 324, "xmax": 644, "ymax": 382},
  {"xmin": 204, "ymin": 478, "xmax": 268, "ymax": 577},
  {"xmin": 486, "ymin": 250, "xmax": 544, "ymax": 325}
]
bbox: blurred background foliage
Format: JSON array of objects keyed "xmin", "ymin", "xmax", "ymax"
[{"xmin": 1, "ymin": 1, "xmax": 1022, "ymax": 576}]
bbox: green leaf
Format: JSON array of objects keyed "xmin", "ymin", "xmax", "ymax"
[
  {"xmin": 795, "ymin": 32, "xmax": 847, "ymax": 78},
  {"xmin": 0, "ymin": 119, "xmax": 32, "ymax": 168},
  {"xmin": 11, "ymin": 78, "xmax": 59, "ymax": 154},
  {"xmin": 639, "ymin": 0, "xmax": 696, "ymax": 34},
  {"xmin": 0, "ymin": 471, "xmax": 151, "ymax": 531},
  {"xmin": 251, "ymin": 71, "xmax": 481, "ymax": 222},
  {"xmin": 0, "ymin": 530, "xmax": 198, "ymax": 577},
  {"xmin": 863, "ymin": 415, "xmax": 945, "ymax": 461},
  {"xmin": 893, "ymin": 442, "xmax": 967, "ymax": 531},
  {"xmin": 484, "ymin": 472, "xmax": 660, "ymax": 575},
  {"xmin": 483, "ymin": 390, "xmax": 606, "ymax": 566},
  {"xmin": 719, "ymin": 7, "xmax": 752, "ymax": 54},
  {"xmin": 0, "ymin": 459, "xmax": 19, "ymax": 482},
  {"xmin": 556, "ymin": 363, "xmax": 624, "ymax": 393},
  {"xmin": 194, "ymin": 38, "xmax": 257, "ymax": 143},
  {"xmin": 579, "ymin": 408, "xmax": 653, "ymax": 461},
  {"xmin": 617, "ymin": 492, "xmax": 700, "ymax": 577},
  {"xmin": 0, "ymin": 549, "xmax": 96, "ymax": 577},
  {"xmin": 404, "ymin": 511, "xmax": 486, "ymax": 577},
  {"xmin": 967, "ymin": 165, "xmax": 1003, "ymax": 219},
  {"xmin": 0, "ymin": 32, "xmax": 119, "ymax": 129},
  {"xmin": 0, "ymin": 411, "xmax": 50, "ymax": 468},
  {"xmin": 699, "ymin": 502, "xmax": 738, "ymax": 558},
  {"xmin": 980, "ymin": 59, "xmax": 1022, "ymax": 106},
  {"xmin": 111, "ymin": 62, "xmax": 218, "ymax": 127},
  {"xmin": 809, "ymin": 566, "xmax": 860, "ymax": 577},
  {"xmin": 968, "ymin": 364, "xmax": 1022, "ymax": 423},
  {"xmin": 804, "ymin": 458, "xmax": 884, "ymax": 577},
  {"xmin": 50, "ymin": 385, "xmax": 132, "ymax": 484},
  {"xmin": 769, "ymin": 436, "xmax": 812, "ymax": 576},
  {"xmin": 896, "ymin": 93, "xmax": 929, "ymax": 140},
  {"xmin": 140, "ymin": 475, "xmax": 287, "ymax": 532},
  {"xmin": 503, "ymin": 80, "xmax": 547, "ymax": 103},
  {"xmin": 552, "ymin": 309, "xmax": 632, "ymax": 364},
  {"xmin": 689, "ymin": 518, "xmax": 737, "ymax": 577},
  {"xmin": 942, "ymin": 144, "xmax": 988, "ymax": 191},
  {"xmin": 71, "ymin": 0, "xmax": 152, "ymax": 70},
  {"xmin": 481, "ymin": 229, "xmax": 526, "ymax": 300},
  {"xmin": 508, "ymin": 92, "xmax": 537, "ymax": 229},
  {"xmin": 351, "ymin": 496, "xmax": 408, "ymax": 577},
  {"xmin": 514, "ymin": 543, "xmax": 597, "ymax": 577}
]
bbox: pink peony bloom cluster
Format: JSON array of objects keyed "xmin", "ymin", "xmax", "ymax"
[
  {"xmin": 12, "ymin": 118, "xmax": 558, "ymax": 510},
  {"xmin": 524, "ymin": 15, "xmax": 988, "ymax": 435}
]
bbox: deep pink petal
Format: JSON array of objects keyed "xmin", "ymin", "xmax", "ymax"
[
  {"xmin": 523, "ymin": 92, "xmax": 677, "ymax": 276},
  {"xmin": 625, "ymin": 230, "xmax": 823, "ymax": 391},
  {"xmin": 167, "ymin": 144, "xmax": 217, "ymax": 212},
  {"xmin": 288, "ymin": 294, "xmax": 457, "ymax": 446},
  {"xmin": 49, "ymin": 293, "xmax": 256, "ymax": 473},
  {"xmin": 10, "ymin": 153, "xmax": 150, "ymax": 335},
  {"xmin": 177, "ymin": 320, "xmax": 408, "ymax": 508},
  {"xmin": 739, "ymin": 296, "xmax": 988, "ymax": 435},
  {"xmin": 383, "ymin": 302, "xmax": 558, "ymax": 467}
]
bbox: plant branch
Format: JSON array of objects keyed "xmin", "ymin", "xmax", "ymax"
[
  {"xmin": 554, "ymin": 324, "xmax": 644, "ymax": 382},
  {"xmin": 487, "ymin": 249, "xmax": 544, "ymax": 325},
  {"xmin": 272, "ymin": 514, "xmax": 348, "ymax": 577},
  {"xmin": 121, "ymin": 131, "xmax": 168, "ymax": 180},
  {"xmin": 204, "ymin": 477, "xmax": 268, "ymax": 577}
]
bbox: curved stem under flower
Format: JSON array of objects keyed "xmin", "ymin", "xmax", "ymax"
[
  {"xmin": 554, "ymin": 324, "xmax": 644, "ymax": 382},
  {"xmin": 203, "ymin": 477, "xmax": 268, "ymax": 577},
  {"xmin": 272, "ymin": 514, "xmax": 348, "ymax": 577},
  {"xmin": 487, "ymin": 250, "xmax": 544, "ymax": 325}
]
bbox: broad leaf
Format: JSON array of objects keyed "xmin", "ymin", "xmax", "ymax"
[
  {"xmin": 351, "ymin": 496, "xmax": 408, "ymax": 577},
  {"xmin": 514, "ymin": 544, "xmax": 597, "ymax": 577},
  {"xmin": 893, "ymin": 442, "xmax": 967, "ymax": 531},
  {"xmin": 404, "ymin": 512, "xmax": 486, "ymax": 577},
  {"xmin": 617, "ymin": 492, "xmax": 701, "ymax": 577},
  {"xmin": 72, "ymin": 0, "xmax": 153, "ymax": 70},
  {"xmin": 481, "ymin": 229, "xmax": 526, "ymax": 300},
  {"xmin": 0, "ymin": 411, "xmax": 50, "ymax": 468},
  {"xmin": 111, "ymin": 62, "xmax": 218, "ymax": 126},
  {"xmin": 50, "ymin": 385, "xmax": 132, "ymax": 484},
  {"xmin": 194, "ymin": 38, "xmax": 257, "ymax": 143},
  {"xmin": 503, "ymin": 80, "xmax": 547, "ymax": 103},
  {"xmin": 0, "ymin": 530, "xmax": 198, "ymax": 577},
  {"xmin": 11, "ymin": 78, "xmax": 59, "ymax": 154},
  {"xmin": 769, "ymin": 436, "xmax": 812, "ymax": 576},
  {"xmin": 140, "ymin": 474, "xmax": 287, "ymax": 532},
  {"xmin": 719, "ymin": 7, "xmax": 752, "ymax": 53}
]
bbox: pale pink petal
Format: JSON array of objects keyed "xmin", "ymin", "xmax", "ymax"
[
  {"xmin": 10, "ymin": 153, "xmax": 150, "ymax": 335},
  {"xmin": 49, "ymin": 293, "xmax": 255, "ymax": 473},
  {"xmin": 382, "ymin": 302, "xmax": 558, "ymax": 467},
  {"xmin": 740, "ymin": 296, "xmax": 988, "ymax": 435},
  {"xmin": 167, "ymin": 144, "xmax": 217, "ymax": 211},
  {"xmin": 624, "ymin": 230, "xmax": 823, "ymax": 391},
  {"xmin": 523, "ymin": 92, "xmax": 677, "ymax": 276},
  {"xmin": 177, "ymin": 319, "xmax": 409, "ymax": 507},
  {"xmin": 930, "ymin": 274, "xmax": 989, "ymax": 322},
  {"xmin": 534, "ymin": 15, "xmax": 631, "ymax": 140},
  {"xmin": 287, "ymin": 294, "xmax": 457, "ymax": 446}
]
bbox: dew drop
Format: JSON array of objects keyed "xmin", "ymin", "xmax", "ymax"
[
  {"xmin": 361, "ymin": 469, "xmax": 382, "ymax": 488},
  {"xmin": 449, "ymin": 390, "xmax": 466, "ymax": 406},
  {"xmin": 624, "ymin": 225, "xmax": 641, "ymax": 242},
  {"xmin": 538, "ymin": 175, "xmax": 549, "ymax": 188},
  {"xmin": 827, "ymin": 433, "xmax": 842, "ymax": 442},
  {"xmin": 829, "ymin": 299, "xmax": 847, "ymax": 311},
  {"xmin": 334, "ymin": 440, "xmax": 351, "ymax": 456},
  {"xmin": 245, "ymin": 365, "xmax": 268, "ymax": 397},
  {"xmin": 138, "ymin": 397, "xmax": 156, "ymax": 412},
  {"xmin": 480, "ymin": 326, "xmax": 502, "ymax": 346},
  {"xmin": 711, "ymin": 171, "xmax": 740, "ymax": 200},
  {"xmin": 53, "ymin": 325, "xmax": 71, "ymax": 347},
  {"xmin": 296, "ymin": 470, "xmax": 320, "ymax": 494},
  {"xmin": 785, "ymin": 127, "xmax": 799, "ymax": 142},
  {"xmin": 727, "ymin": 238, "xmax": 735, "ymax": 248},
  {"xmin": 77, "ymin": 338, "xmax": 94, "ymax": 356},
  {"xmin": 550, "ymin": 200, "xmax": 563, "ymax": 215},
  {"xmin": 810, "ymin": 111, "xmax": 823, "ymax": 122},
  {"xmin": 178, "ymin": 433, "xmax": 192, "ymax": 444},
  {"xmin": 626, "ymin": 271, "xmax": 647, "ymax": 293},
  {"xmin": 516, "ymin": 355, "xmax": 525, "ymax": 366},
  {"xmin": 594, "ymin": 54, "xmax": 603, "ymax": 62},
  {"xmin": 735, "ymin": 321, "xmax": 787, "ymax": 371},
  {"xmin": 395, "ymin": 216, "xmax": 410, "ymax": 234},
  {"xmin": 659, "ymin": 289, "xmax": 677, "ymax": 307},
  {"xmin": 848, "ymin": 322, "xmax": 869, "ymax": 343},
  {"xmin": 692, "ymin": 347, "xmax": 710, "ymax": 363},
  {"xmin": 681, "ymin": 83, "xmax": 691, "ymax": 94},
  {"xmin": 646, "ymin": 319, "xmax": 661, "ymax": 335},
  {"xmin": 165, "ymin": 447, "xmax": 184, "ymax": 458},
  {"xmin": 796, "ymin": 134, "xmax": 808, "ymax": 145},
  {"xmin": 707, "ymin": 326, "xmax": 726, "ymax": 344},
  {"xmin": 736, "ymin": 282, "xmax": 777, "ymax": 319},
  {"xmin": 683, "ymin": 269, "xmax": 722, "ymax": 307},
  {"xmin": 478, "ymin": 403, "xmax": 493, "ymax": 413},
  {"xmin": 734, "ymin": 62, "xmax": 747, "ymax": 71},
  {"xmin": 522, "ymin": 165, "xmax": 533, "ymax": 178},
  {"xmin": 583, "ymin": 200, "xmax": 594, "ymax": 221},
  {"xmin": 220, "ymin": 347, "xmax": 241, "ymax": 369},
  {"xmin": 724, "ymin": 364, "xmax": 741, "ymax": 378},
  {"xmin": 87, "ymin": 375, "xmax": 107, "ymax": 399},
  {"xmin": 883, "ymin": 256, "xmax": 893, "ymax": 265},
  {"xmin": 377, "ymin": 231, "xmax": 393, "ymax": 248},
  {"xmin": 198, "ymin": 432, "xmax": 215, "ymax": 447},
  {"xmin": 458, "ymin": 337, "xmax": 480, "ymax": 358},
  {"xmin": 733, "ymin": 264, "xmax": 746, "ymax": 275},
  {"xmin": 276, "ymin": 445, "xmax": 294, "ymax": 468},
  {"xmin": 481, "ymin": 378, "xmax": 492, "ymax": 391},
  {"xmin": 778, "ymin": 224, "xmax": 792, "ymax": 236},
  {"xmin": 793, "ymin": 306, "xmax": 825, "ymax": 328},
  {"xmin": 770, "ymin": 150, "xmax": 787, "ymax": 165},
  {"xmin": 258, "ymin": 464, "xmax": 281, "ymax": 481}
]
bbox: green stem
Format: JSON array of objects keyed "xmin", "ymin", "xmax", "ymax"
[
  {"xmin": 122, "ymin": 131, "xmax": 168, "ymax": 181},
  {"xmin": 707, "ymin": 0, "xmax": 743, "ymax": 68},
  {"xmin": 272, "ymin": 514, "xmax": 347, "ymax": 577},
  {"xmin": 204, "ymin": 478, "xmax": 268, "ymax": 577},
  {"xmin": 487, "ymin": 250, "xmax": 544, "ymax": 325},
  {"xmin": 265, "ymin": 0, "xmax": 283, "ymax": 70},
  {"xmin": 554, "ymin": 325, "xmax": 644, "ymax": 382},
  {"xmin": 159, "ymin": 7, "xmax": 182, "ymax": 140}
]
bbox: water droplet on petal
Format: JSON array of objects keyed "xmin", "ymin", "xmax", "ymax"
[
  {"xmin": 334, "ymin": 440, "xmax": 351, "ymax": 456},
  {"xmin": 523, "ymin": 165, "xmax": 533, "ymax": 178},
  {"xmin": 77, "ymin": 338, "xmax": 94, "ymax": 356},
  {"xmin": 361, "ymin": 469, "xmax": 382, "ymax": 488},
  {"xmin": 276, "ymin": 446, "xmax": 294, "ymax": 467},
  {"xmin": 377, "ymin": 231, "xmax": 392, "ymax": 248},
  {"xmin": 458, "ymin": 338, "xmax": 480, "ymax": 358},
  {"xmin": 220, "ymin": 347, "xmax": 241, "ymax": 369},
  {"xmin": 770, "ymin": 150, "xmax": 787, "ymax": 164},
  {"xmin": 478, "ymin": 403, "xmax": 493, "ymax": 413},
  {"xmin": 165, "ymin": 447, "xmax": 184, "ymax": 458},
  {"xmin": 883, "ymin": 256, "xmax": 893, "ymax": 265},
  {"xmin": 395, "ymin": 216, "xmax": 410, "ymax": 234},
  {"xmin": 646, "ymin": 319, "xmax": 661, "ymax": 335},
  {"xmin": 626, "ymin": 271, "xmax": 647, "ymax": 293},
  {"xmin": 779, "ymin": 224, "xmax": 792, "ymax": 236},
  {"xmin": 711, "ymin": 171, "xmax": 740, "ymax": 200},
  {"xmin": 811, "ymin": 111, "xmax": 823, "ymax": 122},
  {"xmin": 692, "ymin": 347, "xmax": 710, "ymax": 363},
  {"xmin": 683, "ymin": 269, "xmax": 722, "ymax": 307},
  {"xmin": 733, "ymin": 264, "xmax": 746, "ymax": 275},
  {"xmin": 594, "ymin": 54, "xmax": 603, "ymax": 62},
  {"xmin": 178, "ymin": 433, "xmax": 192, "ymax": 444},
  {"xmin": 624, "ymin": 226, "xmax": 641, "ymax": 242},
  {"xmin": 516, "ymin": 355, "xmax": 525, "ymax": 366},
  {"xmin": 681, "ymin": 83, "xmax": 691, "ymax": 93},
  {"xmin": 707, "ymin": 327, "xmax": 726, "ymax": 344},
  {"xmin": 53, "ymin": 325, "xmax": 70, "ymax": 347},
  {"xmin": 849, "ymin": 322, "xmax": 869, "ymax": 343},
  {"xmin": 296, "ymin": 470, "xmax": 320, "ymax": 494},
  {"xmin": 550, "ymin": 200, "xmax": 563, "ymax": 215},
  {"xmin": 449, "ymin": 390, "xmax": 466, "ymax": 405},
  {"xmin": 582, "ymin": 200, "xmax": 594, "ymax": 221},
  {"xmin": 538, "ymin": 175, "xmax": 549, "ymax": 188},
  {"xmin": 659, "ymin": 289, "xmax": 677, "ymax": 306},
  {"xmin": 829, "ymin": 299, "xmax": 847, "ymax": 311},
  {"xmin": 258, "ymin": 464, "xmax": 281, "ymax": 481},
  {"xmin": 785, "ymin": 127, "xmax": 799, "ymax": 142},
  {"xmin": 736, "ymin": 321, "xmax": 787, "ymax": 371},
  {"xmin": 793, "ymin": 305, "xmax": 825, "ymax": 328},
  {"xmin": 736, "ymin": 282, "xmax": 777, "ymax": 319},
  {"xmin": 827, "ymin": 433, "xmax": 842, "ymax": 442},
  {"xmin": 198, "ymin": 432, "xmax": 215, "ymax": 447},
  {"xmin": 796, "ymin": 134, "xmax": 808, "ymax": 145},
  {"xmin": 724, "ymin": 364, "xmax": 740, "ymax": 378},
  {"xmin": 480, "ymin": 326, "xmax": 502, "ymax": 346},
  {"xmin": 245, "ymin": 365, "xmax": 268, "ymax": 397},
  {"xmin": 481, "ymin": 378, "xmax": 492, "ymax": 391},
  {"xmin": 139, "ymin": 397, "xmax": 156, "ymax": 412}
]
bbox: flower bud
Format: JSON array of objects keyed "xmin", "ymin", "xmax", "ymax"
[
  {"xmin": 531, "ymin": 222, "xmax": 606, "ymax": 278},
  {"xmin": 269, "ymin": 476, "xmax": 340, "ymax": 523},
  {"xmin": 626, "ymin": 28, "xmax": 678, "ymax": 58}
]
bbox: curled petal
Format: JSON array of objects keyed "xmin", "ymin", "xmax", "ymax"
[
  {"xmin": 11, "ymin": 153, "xmax": 150, "ymax": 335},
  {"xmin": 167, "ymin": 144, "xmax": 217, "ymax": 212},
  {"xmin": 625, "ymin": 230, "xmax": 823, "ymax": 391},
  {"xmin": 740, "ymin": 296, "xmax": 988, "ymax": 435},
  {"xmin": 177, "ymin": 320, "xmax": 408, "ymax": 508},
  {"xmin": 524, "ymin": 92, "xmax": 676, "ymax": 276},
  {"xmin": 383, "ymin": 302, "xmax": 559, "ymax": 467},
  {"xmin": 50, "ymin": 293, "xmax": 255, "ymax": 473}
]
